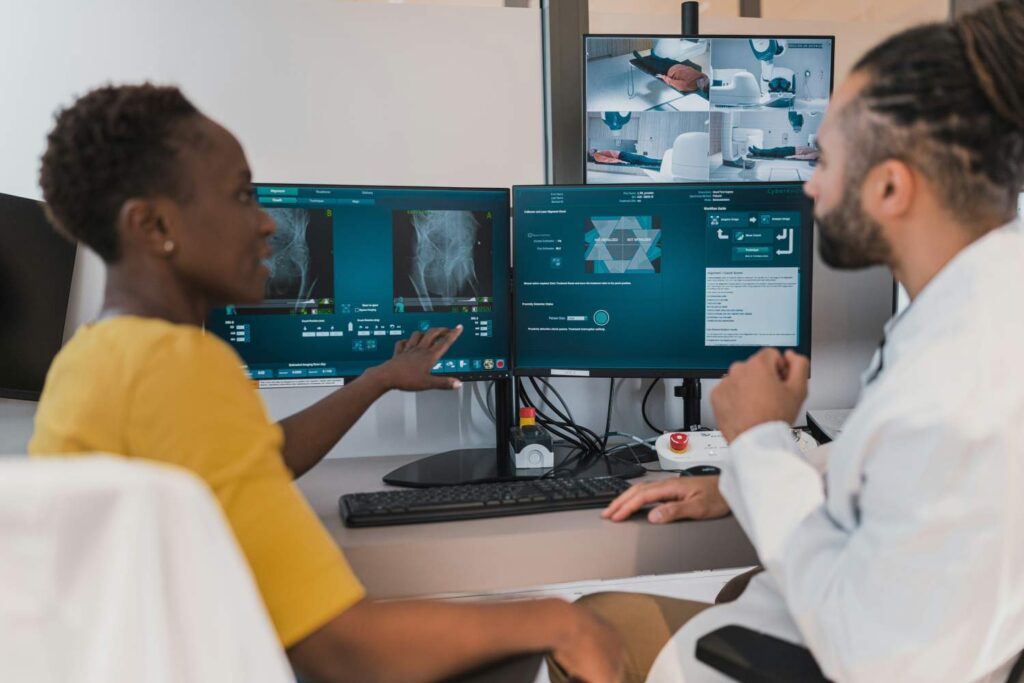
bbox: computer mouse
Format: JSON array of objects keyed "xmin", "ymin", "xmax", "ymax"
[{"xmin": 682, "ymin": 465, "xmax": 720, "ymax": 477}]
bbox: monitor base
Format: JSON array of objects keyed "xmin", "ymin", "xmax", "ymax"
[{"xmin": 383, "ymin": 445, "xmax": 646, "ymax": 488}]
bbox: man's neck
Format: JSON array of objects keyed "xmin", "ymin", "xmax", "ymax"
[{"xmin": 891, "ymin": 213, "xmax": 1007, "ymax": 300}]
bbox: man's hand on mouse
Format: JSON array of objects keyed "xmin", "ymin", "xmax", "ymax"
[
  {"xmin": 711, "ymin": 348, "xmax": 809, "ymax": 443},
  {"xmin": 602, "ymin": 475, "xmax": 729, "ymax": 524}
]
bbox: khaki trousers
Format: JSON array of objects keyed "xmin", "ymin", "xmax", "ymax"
[{"xmin": 547, "ymin": 567, "xmax": 763, "ymax": 683}]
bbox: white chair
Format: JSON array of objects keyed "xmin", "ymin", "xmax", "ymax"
[{"xmin": 0, "ymin": 455, "xmax": 295, "ymax": 683}]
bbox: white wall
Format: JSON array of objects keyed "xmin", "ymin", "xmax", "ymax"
[
  {"xmin": 588, "ymin": 0, "xmax": 948, "ymax": 25},
  {"xmin": 2, "ymin": 2, "xmax": 899, "ymax": 457},
  {"xmin": 0, "ymin": 0, "xmax": 545, "ymax": 455}
]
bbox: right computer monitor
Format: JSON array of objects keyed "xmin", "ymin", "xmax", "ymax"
[
  {"xmin": 513, "ymin": 183, "xmax": 813, "ymax": 377},
  {"xmin": 584, "ymin": 35, "xmax": 834, "ymax": 185}
]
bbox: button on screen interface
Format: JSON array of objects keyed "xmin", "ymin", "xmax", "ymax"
[
  {"xmin": 208, "ymin": 185, "xmax": 510, "ymax": 381},
  {"xmin": 513, "ymin": 183, "xmax": 812, "ymax": 375}
]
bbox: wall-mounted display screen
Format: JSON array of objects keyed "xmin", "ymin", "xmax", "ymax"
[{"xmin": 584, "ymin": 35, "xmax": 834, "ymax": 185}]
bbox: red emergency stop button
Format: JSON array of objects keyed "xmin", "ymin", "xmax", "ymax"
[{"xmin": 669, "ymin": 432, "xmax": 688, "ymax": 453}]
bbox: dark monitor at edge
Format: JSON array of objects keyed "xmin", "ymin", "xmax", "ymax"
[{"xmin": 0, "ymin": 192, "xmax": 77, "ymax": 400}]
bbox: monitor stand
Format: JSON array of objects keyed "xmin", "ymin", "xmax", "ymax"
[
  {"xmin": 382, "ymin": 378, "xmax": 646, "ymax": 487},
  {"xmin": 382, "ymin": 444, "xmax": 647, "ymax": 487},
  {"xmin": 675, "ymin": 377, "xmax": 703, "ymax": 430}
]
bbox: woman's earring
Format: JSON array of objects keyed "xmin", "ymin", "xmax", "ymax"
[{"xmin": 163, "ymin": 239, "xmax": 175, "ymax": 254}]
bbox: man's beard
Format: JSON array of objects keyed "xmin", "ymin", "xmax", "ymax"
[{"xmin": 815, "ymin": 184, "xmax": 892, "ymax": 270}]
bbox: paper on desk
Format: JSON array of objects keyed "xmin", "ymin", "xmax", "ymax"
[
  {"xmin": 431, "ymin": 567, "xmax": 754, "ymax": 606},
  {"xmin": 807, "ymin": 408, "xmax": 852, "ymax": 442}
]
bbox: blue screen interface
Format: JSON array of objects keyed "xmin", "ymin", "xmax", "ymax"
[
  {"xmin": 513, "ymin": 183, "xmax": 812, "ymax": 376},
  {"xmin": 208, "ymin": 185, "xmax": 511, "ymax": 381}
]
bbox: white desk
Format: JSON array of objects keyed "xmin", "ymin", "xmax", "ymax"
[{"xmin": 297, "ymin": 454, "xmax": 758, "ymax": 599}]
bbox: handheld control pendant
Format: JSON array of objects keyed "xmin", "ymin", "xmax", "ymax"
[
  {"xmin": 655, "ymin": 431, "xmax": 730, "ymax": 471},
  {"xmin": 656, "ymin": 429, "xmax": 818, "ymax": 472}
]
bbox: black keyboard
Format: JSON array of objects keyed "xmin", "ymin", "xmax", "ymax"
[{"xmin": 339, "ymin": 476, "xmax": 633, "ymax": 527}]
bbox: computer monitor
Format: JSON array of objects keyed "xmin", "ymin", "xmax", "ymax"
[
  {"xmin": 208, "ymin": 184, "xmax": 511, "ymax": 385},
  {"xmin": 513, "ymin": 182, "xmax": 813, "ymax": 377},
  {"xmin": 207, "ymin": 184, "xmax": 514, "ymax": 487},
  {"xmin": 0, "ymin": 192, "xmax": 77, "ymax": 400},
  {"xmin": 584, "ymin": 35, "xmax": 834, "ymax": 184}
]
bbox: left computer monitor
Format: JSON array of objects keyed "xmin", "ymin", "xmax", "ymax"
[
  {"xmin": 208, "ymin": 184, "xmax": 511, "ymax": 385},
  {"xmin": 0, "ymin": 192, "xmax": 77, "ymax": 401}
]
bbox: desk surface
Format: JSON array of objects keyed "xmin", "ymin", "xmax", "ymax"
[{"xmin": 297, "ymin": 454, "xmax": 758, "ymax": 599}]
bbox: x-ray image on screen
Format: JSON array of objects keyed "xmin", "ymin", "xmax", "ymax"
[
  {"xmin": 392, "ymin": 209, "xmax": 494, "ymax": 312},
  {"xmin": 585, "ymin": 215, "xmax": 662, "ymax": 274},
  {"xmin": 242, "ymin": 207, "xmax": 335, "ymax": 315}
]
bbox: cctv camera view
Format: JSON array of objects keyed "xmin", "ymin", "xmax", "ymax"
[
  {"xmin": 513, "ymin": 183, "xmax": 813, "ymax": 375},
  {"xmin": 585, "ymin": 37, "xmax": 712, "ymax": 114},
  {"xmin": 208, "ymin": 185, "xmax": 510, "ymax": 383},
  {"xmin": 586, "ymin": 111, "xmax": 710, "ymax": 183},
  {"xmin": 585, "ymin": 35, "xmax": 833, "ymax": 184}
]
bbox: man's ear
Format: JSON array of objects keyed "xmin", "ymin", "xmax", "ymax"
[
  {"xmin": 117, "ymin": 197, "xmax": 180, "ymax": 257},
  {"xmin": 862, "ymin": 159, "xmax": 915, "ymax": 222}
]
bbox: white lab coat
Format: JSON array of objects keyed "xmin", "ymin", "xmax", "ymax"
[{"xmin": 648, "ymin": 221, "xmax": 1024, "ymax": 683}]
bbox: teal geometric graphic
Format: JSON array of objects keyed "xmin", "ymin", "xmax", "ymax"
[{"xmin": 585, "ymin": 215, "xmax": 661, "ymax": 274}]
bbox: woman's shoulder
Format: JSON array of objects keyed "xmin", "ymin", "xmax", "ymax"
[{"xmin": 66, "ymin": 315, "xmax": 244, "ymax": 376}]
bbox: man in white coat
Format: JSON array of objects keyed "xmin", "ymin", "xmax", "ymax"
[{"xmin": 583, "ymin": 1, "xmax": 1024, "ymax": 682}]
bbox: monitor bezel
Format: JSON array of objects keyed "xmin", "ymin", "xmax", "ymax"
[
  {"xmin": 510, "ymin": 181, "xmax": 814, "ymax": 379},
  {"xmin": 581, "ymin": 33, "xmax": 837, "ymax": 184},
  {"xmin": 223, "ymin": 182, "xmax": 514, "ymax": 383}
]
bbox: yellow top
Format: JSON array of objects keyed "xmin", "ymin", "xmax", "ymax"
[{"xmin": 30, "ymin": 316, "xmax": 365, "ymax": 647}]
